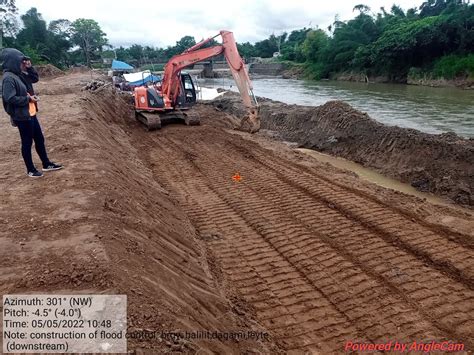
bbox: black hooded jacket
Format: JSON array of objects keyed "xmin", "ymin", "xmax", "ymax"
[{"xmin": 1, "ymin": 48, "xmax": 33, "ymax": 121}]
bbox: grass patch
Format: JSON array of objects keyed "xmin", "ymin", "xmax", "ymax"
[{"xmin": 432, "ymin": 54, "xmax": 474, "ymax": 79}]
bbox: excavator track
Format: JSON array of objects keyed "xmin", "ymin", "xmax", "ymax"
[
  {"xmin": 136, "ymin": 111, "xmax": 162, "ymax": 131},
  {"xmin": 183, "ymin": 111, "xmax": 201, "ymax": 126},
  {"xmin": 136, "ymin": 110, "xmax": 200, "ymax": 130}
]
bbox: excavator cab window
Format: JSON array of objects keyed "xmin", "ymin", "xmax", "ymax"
[{"xmin": 181, "ymin": 73, "xmax": 197, "ymax": 104}]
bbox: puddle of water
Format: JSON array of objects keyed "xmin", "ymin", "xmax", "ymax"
[{"xmin": 296, "ymin": 148, "xmax": 449, "ymax": 206}]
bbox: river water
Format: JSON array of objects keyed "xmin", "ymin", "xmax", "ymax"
[{"xmin": 198, "ymin": 77, "xmax": 474, "ymax": 138}]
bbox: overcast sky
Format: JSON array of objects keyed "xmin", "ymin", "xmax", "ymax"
[{"xmin": 18, "ymin": 0, "xmax": 420, "ymax": 47}]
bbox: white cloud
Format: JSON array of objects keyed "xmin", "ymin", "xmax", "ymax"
[{"xmin": 17, "ymin": 0, "xmax": 421, "ymax": 47}]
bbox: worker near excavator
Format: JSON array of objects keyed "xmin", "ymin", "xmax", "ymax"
[{"xmin": 1, "ymin": 48, "xmax": 63, "ymax": 178}]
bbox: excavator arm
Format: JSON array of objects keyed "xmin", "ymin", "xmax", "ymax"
[{"xmin": 161, "ymin": 30, "xmax": 260, "ymax": 132}]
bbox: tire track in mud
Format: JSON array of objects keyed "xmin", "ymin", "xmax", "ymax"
[
  {"xmin": 244, "ymin": 144, "xmax": 474, "ymax": 287},
  {"xmin": 145, "ymin": 127, "xmax": 473, "ymax": 352},
  {"xmin": 208, "ymin": 137, "xmax": 474, "ymax": 342},
  {"xmin": 148, "ymin": 135, "xmax": 374, "ymax": 353},
  {"xmin": 189, "ymin": 137, "xmax": 473, "ymax": 342}
]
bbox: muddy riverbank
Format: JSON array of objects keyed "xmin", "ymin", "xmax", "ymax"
[
  {"xmin": 331, "ymin": 72, "xmax": 474, "ymax": 89},
  {"xmin": 208, "ymin": 92, "xmax": 473, "ymax": 206},
  {"xmin": 280, "ymin": 66, "xmax": 474, "ymax": 89},
  {"xmin": 199, "ymin": 77, "xmax": 474, "ymax": 137}
]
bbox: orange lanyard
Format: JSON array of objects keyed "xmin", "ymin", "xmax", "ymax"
[{"xmin": 29, "ymin": 101, "xmax": 37, "ymax": 116}]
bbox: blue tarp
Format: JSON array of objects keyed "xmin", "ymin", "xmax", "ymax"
[{"xmin": 111, "ymin": 59, "xmax": 134, "ymax": 71}]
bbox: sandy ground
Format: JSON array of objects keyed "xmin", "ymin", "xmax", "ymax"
[{"xmin": 0, "ymin": 72, "xmax": 473, "ymax": 353}]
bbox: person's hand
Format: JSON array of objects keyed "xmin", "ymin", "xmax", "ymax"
[
  {"xmin": 25, "ymin": 60, "xmax": 32, "ymax": 68},
  {"xmin": 28, "ymin": 94, "xmax": 38, "ymax": 103}
]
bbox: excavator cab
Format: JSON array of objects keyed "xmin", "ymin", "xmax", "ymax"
[{"xmin": 180, "ymin": 73, "xmax": 197, "ymax": 106}]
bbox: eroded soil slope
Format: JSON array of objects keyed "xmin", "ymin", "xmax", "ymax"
[{"xmin": 209, "ymin": 93, "xmax": 474, "ymax": 206}]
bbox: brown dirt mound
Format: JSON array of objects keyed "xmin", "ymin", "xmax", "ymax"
[
  {"xmin": 82, "ymin": 79, "xmax": 108, "ymax": 91},
  {"xmin": 68, "ymin": 66, "xmax": 90, "ymax": 73},
  {"xmin": 35, "ymin": 73, "xmax": 110, "ymax": 95},
  {"xmin": 36, "ymin": 63, "xmax": 64, "ymax": 78},
  {"xmin": 209, "ymin": 92, "xmax": 474, "ymax": 206}
]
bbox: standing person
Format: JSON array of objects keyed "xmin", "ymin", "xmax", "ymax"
[
  {"xmin": 1, "ymin": 48, "xmax": 63, "ymax": 177},
  {"xmin": 21, "ymin": 55, "xmax": 39, "ymax": 112}
]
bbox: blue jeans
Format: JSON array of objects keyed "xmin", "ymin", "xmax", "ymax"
[{"xmin": 16, "ymin": 116, "xmax": 51, "ymax": 173}]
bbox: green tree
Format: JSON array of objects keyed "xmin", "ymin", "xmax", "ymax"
[
  {"xmin": 17, "ymin": 8, "xmax": 48, "ymax": 47},
  {"xmin": 128, "ymin": 44, "xmax": 143, "ymax": 62},
  {"xmin": 390, "ymin": 5, "xmax": 406, "ymax": 18},
  {"xmin": 300, "ymin": 29, "xmax": 330, "ymax": 79},
  {"xmin": 115, "ymin": 46, "xmax": 130, "ymax": 62},
  {"xmin": 174, "ymin": 35, "xmax": 196, "ymax": 53},
  {"xmin": 162, "ymin": 35, "xmax": 196, "ymax": 59},
  {"xmin": 47, "ymin": 19, "xmax": 72, "ymax": 67},
  {"xmin": 21, "ymin": 44, "xmax": 42, "ymax": 62},
  {"xmin": 281, "ymin": 28, "xmax": 310, "ymax": 62},
  {"xmin": 324, "ymin": 12, "xmax": 379, "ymax": 74},
  {"xmin": 7, "ymin": 8, "xmax": 72, "ymax": 66},
  {"xmin": 254, "ymin": 34, "xmax": 279, "ymax": 57},
  {"xmin": 353, "ymin": 4, "xmax": 371, "ymax": 14},
  {"xmin": 302, "ymin": 29, "xmax": 329, "ymax": 62},
  {"xmin": 48, "ymin": 19, "xmax": 71, "ymax": 38},
  {"xmin": 237, "ymin": 42, "xmax": 256, "ymax": 59},
  {"xmin": 419, "ymin": 0, "xmax": 451, "ymax": 17},
  {"xmin": 71, "ymin": 18, "xmax": 108, "ymax": 67},
  {"xmin": 15, "ymin": 8, "xmax": 51, "ymax": 63},
  {"xmin": 0, "ymin": 0, "xmax": 18, "ymax": 46}
]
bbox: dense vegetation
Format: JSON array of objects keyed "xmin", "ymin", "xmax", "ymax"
[
  {"xmin": 1, "ymin": 0, "xmax": 472, "ymax": 82},
  {"xmin": 257, "ymin": 0, "xmax": 473, "ymax": 81}
]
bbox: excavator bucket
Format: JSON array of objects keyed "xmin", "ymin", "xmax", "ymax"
[{"xmin": 238, "ymin": 108, "xmax": 260, "ymax": 133}]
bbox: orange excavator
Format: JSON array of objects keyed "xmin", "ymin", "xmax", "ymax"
[{"xmin": 134, "ymin": 30, "xmax": 260, "ymax": 132}]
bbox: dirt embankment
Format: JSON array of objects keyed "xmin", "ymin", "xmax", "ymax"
[
  {"xmin": 209, "ymin": 92, "xmax": 474, "ymax": 206},
  {"xmin": 407, "ymin": 75, "xmax": 474, "ymax": 89},
  {"xmin": 335, "ymin": 71, "xmax": 474, "ymax": 89},
  {"xmin": 35, "ymin": 64, "xmax": 64, "ymax": 78},
  {"xmin": 78, "ymin": 89, "xmax": 275, "ymax": 353},
  {"xmin": 281, "ymin": 65, "xmax": 305, "ymax": 79},
  {"xmin": 35, "ymin": 71, "xmax": 108, "ymax": 95},
  {"xmin": 281, "ymin": 68, "xmax": 474, "ymax": 89},
  {"xmin": 0, "ymin": 76, "xmax": 276, "ymax": 353}
]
